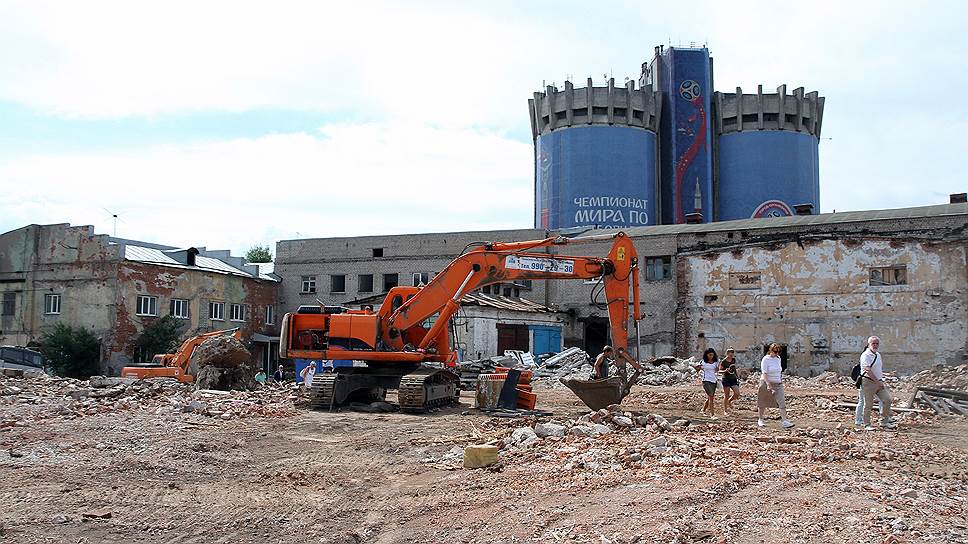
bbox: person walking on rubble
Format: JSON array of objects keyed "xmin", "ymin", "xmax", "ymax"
[
  {"xmin": 757, "ymin": 343, "xmax": 794, "ymax": 428},
  {"xmin": 693, "ymin": 348, "xmax": 721, "ymax": 418},
  {"xmin": 860, "ymin": 336, "xmax": 896, "ymax": 430},
  {"xmin": 855, "ymin": 338, "xmax": 884, "ymax": 427},
  {"xmin": 720, "ymin": 347, "xmax": 740, "ymax": 415},
  {"xmin": 300, "ymin": 361, "xmax": 317, "ymax": 389}
]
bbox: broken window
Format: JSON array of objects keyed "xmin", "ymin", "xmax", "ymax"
[
  {"xmin": 301, "ymin": 276, "xmax": 317, "ymax": 294},
  {"xmin": 645, "ymin": 256, "xmax": 672, "ymax": 281},
  {"xmin": 358, "ymin": 274, "xmax": 374, "ymax": 293},
  {"xmin": 412, "ymin": 272, "xmax": 429, "ymax": 287},
  {"xmin": 372, "ymin": 248, "xmax": 384, "ymax": 258},
  {"xmin": 170, "ymin": 299, "xmax": 189, "ymax": 319},
  {"xmin": 44, "ymin": 294, "xmax": 61, "ymax": 315},
  {"xmin": 870, "ymin": 266, "xmax": 906, "ymax": 286},
  {"xmin": 136, "ymin": 295, "xmax": 157, "ymax": 316},
  {"xmin": 209, "ymin": 301, "xmax": 224, "ymax": 321},
  {"xmin": 383, "ymin": 273, "xmax": 398, "ymax": 291},
  {"xmin": 1, "ymin": 292, "xmax": 14, "ymax": 316},
  {"xmin": 330, "ymin": 274, "xmax": 346, "ymax": 293}
]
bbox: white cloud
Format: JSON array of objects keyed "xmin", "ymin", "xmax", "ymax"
[{"xmin": 0, "ymin": 122, "xmax": 534, "ymax": 253}]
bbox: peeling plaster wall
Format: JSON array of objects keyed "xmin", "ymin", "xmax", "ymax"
[
  {"xmin": 679, "ymin": 238, "xmax": 968, "ymax": 376},
  {"xmin": 0, "ymin": 224, "xmax": 280, "ymax": 376},
  {"xmin": 109, "ymin": 262, "xmax": 280, "ymax": 374},
  {"xmin": 0, "ymin": 224, "xmax": 120, "ymax": 349}
]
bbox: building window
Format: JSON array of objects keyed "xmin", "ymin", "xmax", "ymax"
[
  {"xmin": 372, "ymin": 248, "xmax": 384, "ymax": 258},
  {"xmin": 265, "ymin": 305, "xmax": 275, "ymax": 325},
  {"xmin": 330, "ymin": 274, "xmax": 346, "ymax": 293},
  {"xmin": 383, "ymin": 273, "xmax": 398, "ymax": 291},
  {"xmin": 358, "ymin": 274, "xmax": 374, "ymax": 293},
  {"xmin": 412, "ymin": 272, "xmax": 429, "ymax": 287},
  {"xmin": 135, "ymin": 345, "xmax": 153, "ymax": 364},
  {"xmin": 230, "ymin": 303, "xmax": 247, "ymax": 322},
  {"xmin": 170, "ymin": 298, "xmax": 189, "ymax": 319},
  {"xmin": 209, "ymin": 301, "xmax": 224, "ymax": 321},
  {"xmin": 301, "ymin": 275, "xmax": 317, "ymax": 294},
  {"xmin": 44, "ymin": 294, "xmax": 61, "ymax": 315},
  {"xmin": 645, "ymin": 256, "xmax": 672, "ymax": 281},
  {"xmin": 870, "ymin": 266, "xmax": 907, "ymax": 286},
  {"xmin": 481, "ymin": 285, "xmax": 491, "ymax": 295},
  {"xmin": 1, "ymin": 292, "xmax": 14, "ymax": 316},
  {"xmin": 136, "ymin": 295, "xmax": 157, "ymax": 316}
]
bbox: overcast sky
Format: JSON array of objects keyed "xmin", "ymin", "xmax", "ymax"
[{"xmin": 1, "ymin": 1, "xmax": 965, "ymax": 256}]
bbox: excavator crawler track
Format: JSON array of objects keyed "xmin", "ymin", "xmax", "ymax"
[
  {"xmin": 308, "ymin": 374, "xmax": 338, "ymax": 410},
  {"xmin": 398, "ymin": 368, "xmax": 460, "ymax": 413}
]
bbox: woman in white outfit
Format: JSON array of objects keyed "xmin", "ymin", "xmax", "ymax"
[{"xmin": 757, "ymin": 343, "xmax": 794, "ymax": 428}]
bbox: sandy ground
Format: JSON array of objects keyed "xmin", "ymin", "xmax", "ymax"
[{"xmin": 2, "ymin": 382, "xmax": 967, "ymax": 544}]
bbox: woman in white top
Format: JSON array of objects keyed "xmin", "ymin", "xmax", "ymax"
[
  {"xmin": 692, "ymin": 348, "xmax": 721, "ymax": 418},
  {"xmin": 757, "ymin": 343, "xmax": 794, "ymax": 428}
]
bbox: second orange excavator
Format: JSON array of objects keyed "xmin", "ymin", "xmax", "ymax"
[
  {"xmin": 121, "ymin": 328, "xmax": 242, "ymax": 383},
  {"xmin": 279, "ymin": 231, "xmax": 642, "ymax": 411}
]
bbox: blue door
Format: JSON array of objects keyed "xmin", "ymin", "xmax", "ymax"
[{"xmin": 530, "ymin": 326, "xmax": 562, "ymax": 356}]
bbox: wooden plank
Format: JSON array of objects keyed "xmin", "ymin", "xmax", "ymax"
[
  {"xmin": 918, "ymin": 393, "xmax": 948, "ymax": 415},
  {"xmin": 942, "ymin": 398, "xmax": 968, "ymax": 417},
  {"xmin": 918, "ymin": 387, "xmax": 968, "ymax": 402}
]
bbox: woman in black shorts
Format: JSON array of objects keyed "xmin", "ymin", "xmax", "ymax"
[{"xmin": 720, "ymin": 347, "xmax": 740, "ymax": 415}]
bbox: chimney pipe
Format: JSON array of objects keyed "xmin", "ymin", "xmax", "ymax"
[
  {"xmin": 950, "ymin": 193, "xmax": 967, "ymax": 204},
  {"xmin": 793, "ymin": 203, "xmax": 814, "ymax": 216}
]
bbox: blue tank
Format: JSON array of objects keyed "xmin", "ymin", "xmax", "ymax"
[
  {"xmin": 529, "ymin": 79, "xmax": 662, "ymax": 230},
  {"xmin": 718, "ymin": 131, "xmax": 819, "ymax": 219},
  {"xmin": 535, "ymin": 126, "xmax": 658, "ymax": 230},
  {"xmin": 713, "ymin": 86, "xmax": 824, "ymax": 220}
]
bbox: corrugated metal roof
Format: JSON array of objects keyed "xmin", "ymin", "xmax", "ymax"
[
  {"xmin": 119, "ymin": 244, "xmax": 278, "ymax": 281},
  {"xmin": 122, "ymin": 245, "xmax": 180, "ymax": 265},
  {"xmin": 613, "ymin": 203, "xmax": 968, "ymax": 238},
  {"xmin": 194, "ymin": 255, "xmax": 248, "ymax": 275},
  {"xmin": 460, "ymin": 292, "xmax": 557, "ymax": 313}
]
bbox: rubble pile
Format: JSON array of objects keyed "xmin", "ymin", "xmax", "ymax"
[
  {"xmin": 0, "ymin": 373, "xmax": 297, "ymax": 426},
  {"xmin": 532, "ymin": 347, "xmax": 593, "ymax": 379},
  {"xmin": 457, "ymin": 355, "xmax": 516, "ymax": 390},
  {"xmin": 902, "ymin": 363, "xmax": 968, "ymax": 392},
  {"xmin": 189, "ymin": 335, "xmax": 255, "ymax": 390},
  {"xmin": 471, "ymin": 404, "xmax": 968, "ymax": 543},
  {"xmin": 635, "ymin": 357, "xmax": 699, "ymax": 386}
]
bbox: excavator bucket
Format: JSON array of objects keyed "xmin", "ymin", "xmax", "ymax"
[
  {"xmin": 560, "ymin": 369, "xmax": 641, "ymax": 411},
  {"xmin": 559, "ymin": 376, "xmax": 628, "ymax": 411}
]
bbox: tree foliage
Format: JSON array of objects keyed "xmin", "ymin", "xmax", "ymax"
[
  {"xmin": 41, "ymin": 323, "xmax": 101, "ymax": 379},
  {"xmin": 136, "ymin": 315, "xmax": 185, "ymax": 361},
  {"xmin": 245, "ymin": 245, "xmax": 273, "ymax": 263}
]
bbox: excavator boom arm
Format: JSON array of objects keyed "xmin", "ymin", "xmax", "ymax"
[{"xmin": 387, "ymin": 232, "xmax": 640, "ymax": 353}]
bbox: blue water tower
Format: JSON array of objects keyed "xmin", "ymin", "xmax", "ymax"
[
  {"xmin": 713, "ymin": 85, "xmax": 825, "ymax": 220},
  {"xmin": 529, "ymin": 78, "xmax": 662, "ymax": 230}
]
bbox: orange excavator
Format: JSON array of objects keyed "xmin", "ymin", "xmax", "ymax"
[
  {"xmin": 279, "ymin": 231, "xmax": 642, "ymax": 411},
  {"xmin": 121, "ymin": 328, "xmax": 242, "ymax": 383}
]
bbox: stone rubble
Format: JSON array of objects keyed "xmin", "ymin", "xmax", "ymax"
[{"xmin": 0, "ymin": 373, "xmax": 298, "ymax": 426}]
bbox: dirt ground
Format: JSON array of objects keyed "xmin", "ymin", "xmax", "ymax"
[{"xmin": 2, "ymin": 381, "xmax": 967, "ymax": 544}]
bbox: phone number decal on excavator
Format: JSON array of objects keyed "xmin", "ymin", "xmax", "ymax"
[{"xmin": 505, "ymin": 255, "xmax": 575, "ymax": 274}]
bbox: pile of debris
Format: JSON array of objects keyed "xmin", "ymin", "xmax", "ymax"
[
  {"xmin": 190, "ymin": 334, "xmax": 255, "ymax": 390},
  {"xmin": 533, "ymin": 347, "xmax": 593, "ymax": 379},
  {"xmin": 0, "ymin": 373, "xmax": 297, "ymax": 427},
  {"xmin": 635, "ymin": 356, "xmax": 699, "ymax": 386},
  {"xmin": 903, "ymin": 363, "xmax": 968, "ymax": 392}
]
